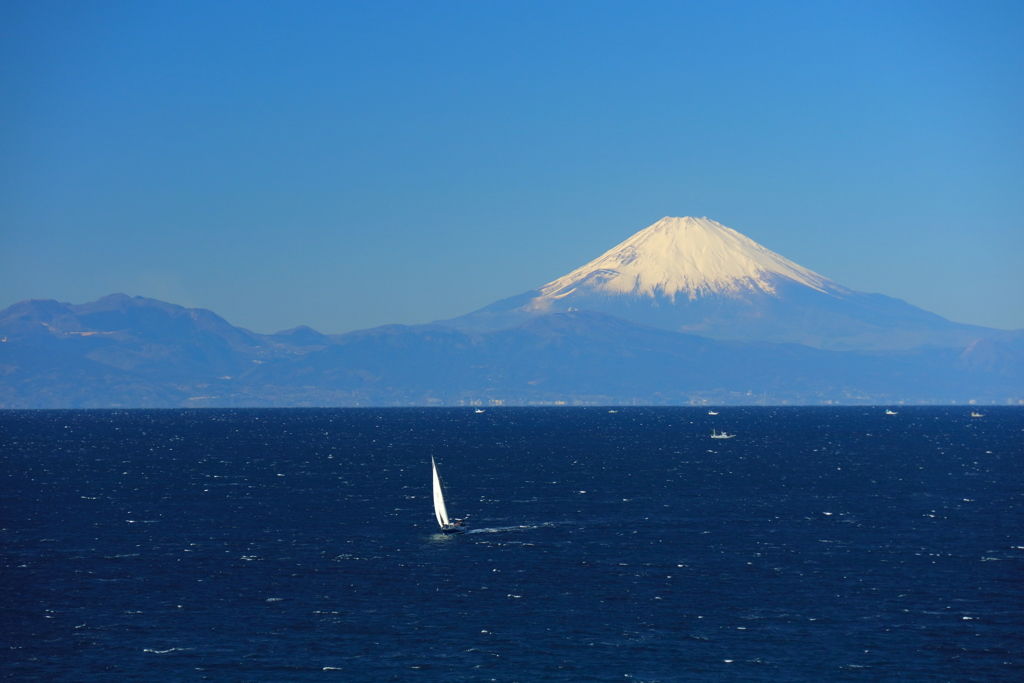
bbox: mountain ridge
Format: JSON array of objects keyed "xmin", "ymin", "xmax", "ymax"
[
  {"xmin": 1, "ymin": 216, "xmax": 1019, "ymax": 407},
  {"xmin": 1, "ymin": 295, "xmax": 1021, "ymax": 408}
]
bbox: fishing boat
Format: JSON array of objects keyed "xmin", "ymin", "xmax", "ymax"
[
  {"xmin": 886, "ymin": 409, "xmax": 898, "ymax": 415},
  {"xmin": 710, "ymin": 429, "xmax": 735, "ymax": 439},
  {"xmin": 708, "ymin": 411, "xmax": 719, "ymax": 415},
  {"xmin": 971, "ymin": 411, "xmax": 984, "ymax": 417},
  {"xmin": 431, "ymin": 457, "xmax": 466, "ymax": 534}
]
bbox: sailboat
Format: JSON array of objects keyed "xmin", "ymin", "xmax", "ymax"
[{"xmin": 431, "ymin": 457, "xmax": 466, "ymax": 534}]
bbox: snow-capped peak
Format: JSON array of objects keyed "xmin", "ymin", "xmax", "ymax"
[{"xmin": 535, "ymin": 216, "xmax": 841, "ymax": 302}]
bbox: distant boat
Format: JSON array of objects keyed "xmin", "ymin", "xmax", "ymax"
[
  {"xmin": 431, "ymin": 457, "xmax": 466, "ymax": 534},
  {"xmin": 708, "ymin": 410, "xmax": 719, "ymax": 415},
  {"xmin": 971, "ymin": 411, "xmax": 984, "ymax": 417},
  {"xmin": 710, "ymin": 429, "xmax": 735, "ymax": 439},
  {"xmin": 608, "ymin": 410, "xmax": 618, "ymax": 413},
  {"xmin": 886, "ymin": 409, "xmax": 898, "ymax": 415},
  {"xmin": 475, "ymin": 409, "xmax": 485, "ymax": 413}
]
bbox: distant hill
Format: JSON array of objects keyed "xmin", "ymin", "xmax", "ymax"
[
  {"xmin": 0, "ymin": 294, "xmax": 328, "ymax": 408},
  {"xmin": 236, "ymin": 310, "xmax": 1022, "ymax": 406},
  {"xmin": 1, "ymin": 296, "xmax": 1020, "ymax": 408}
]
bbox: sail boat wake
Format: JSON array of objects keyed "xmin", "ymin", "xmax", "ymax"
[{"xmin": 432, "ymin": 457, "xmax": 467, "ymax": 534}]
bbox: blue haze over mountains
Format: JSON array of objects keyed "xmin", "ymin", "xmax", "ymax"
[{"xmin": 1, "ymin": 218, "xmax": 1021, "ymax": 408}]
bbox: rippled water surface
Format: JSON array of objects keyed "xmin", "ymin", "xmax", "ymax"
[{"xmin": 3, "ymin": 407, "xmax": 1023, "ymax": 681}]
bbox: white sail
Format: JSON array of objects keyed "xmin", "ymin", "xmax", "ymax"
[{"xmin": 431, "ymin": 457, "xmax": 450, "ymax": 528}]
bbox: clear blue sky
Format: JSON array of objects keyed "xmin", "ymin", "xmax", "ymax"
[{"xmin": 2, "ymin": 0, "xmax": 1022, "ymax": 334}]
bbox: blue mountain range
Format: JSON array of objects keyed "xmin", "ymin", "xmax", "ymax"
[{"xmin": 1, "ymin": 218, "xmax": 1021, "ymax": 407}]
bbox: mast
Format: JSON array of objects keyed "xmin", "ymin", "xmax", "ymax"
[{"xmin": 431, "ymin": 457, "xmax": 450, "ymax": 528}]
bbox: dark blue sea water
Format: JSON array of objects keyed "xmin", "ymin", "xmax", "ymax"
[{"xmin": 2, "ymin": 407, "xmax": 1022, "ymax": 682}]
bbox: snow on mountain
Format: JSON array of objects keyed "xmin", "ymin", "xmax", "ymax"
[
  {"xmin": 530, "ymin": 216, "xmax": 845, "ymax": 308},
  {"xmin": 438, "ymin": 216, "xmax": 1000, "ymax": 351}
]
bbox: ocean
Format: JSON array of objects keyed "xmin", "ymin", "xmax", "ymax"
[{"xmin": 2, "ymin": 407, "xmax": 1022, "ymax": 682}]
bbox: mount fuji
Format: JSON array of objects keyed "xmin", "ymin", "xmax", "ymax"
[{"xmin": 439, "ymin": 217, "xmax": 997, "ymax": 351}]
